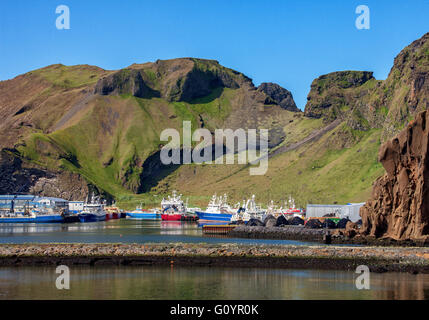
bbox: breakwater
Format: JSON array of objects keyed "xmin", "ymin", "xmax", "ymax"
[
  {"xmin": 1, "ymin": 243, "xmax": 429, "ymax": 273},
  {"xmin": 229, "ymin": 225, "xmax": 327, "ymax": 241},
  {"xmin": 228, "ymin": 225, "xmax": 429, "ymax": 246}
]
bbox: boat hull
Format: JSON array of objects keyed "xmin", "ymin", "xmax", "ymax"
[
  {"xmin": 0, "ymin": 215, "xmax": 64, "ymax": 223},
  {"xmin": 78, "ymin": 213, "xmax": 106, "ymax": 223},
  {"xmin": 161, "ymin": 213, "xmax": 182, "ymax": 221},
  {"xmin": 126, "ymin": 212, "xmax": 161, "ymax": 220},
  {"xmin": 195, "ymin": 211, "xmax": 233, "ymax": 222},
  {"xmin": 63, "ymin": 215, "xmax": 80, "ymax": 223}
]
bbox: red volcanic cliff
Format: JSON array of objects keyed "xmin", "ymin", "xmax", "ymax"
[{"xmin": 360, "ymin": 110, "xmax": 429, "ymax": 241}]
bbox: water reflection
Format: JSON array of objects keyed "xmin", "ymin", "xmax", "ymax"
[
  {"xmin": 0, "ymin": 266, "xmax": 427, "ymax": 300},
  {"xmin": 160, "ymin": 221, "xmax": 200, "ymax": 235},
  {"xmin": 0, "ymin": 219, "xmax": 318, "ymax": 246}
]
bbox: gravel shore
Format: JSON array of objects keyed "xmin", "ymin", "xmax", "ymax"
[
  {"xmin": 1, "ymin": 243, "xmax": 429, "ymax": 273},
  {"xmin": 229, "ymin": 225, "xmax": 429, "ymax": 246},
  {"xmin": 229, "ymin": 225, "xmax": 327, "ymax": 242}
]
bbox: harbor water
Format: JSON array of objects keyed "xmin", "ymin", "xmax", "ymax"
[
  {"xmin": 1, "ymin": 219, "xmax": 427, "ymax": 300},
  {"xmin": 0, "ymin": 266, "xmax": 428, "ymax": 300},
  {"xmin": 0, "ymin": 218, "xmax": 315, "ymax": 246}
]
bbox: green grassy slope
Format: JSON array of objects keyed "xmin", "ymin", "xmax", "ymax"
[{"xmin": 4, "ymin": 32, "xmax": 428, "ymax": 211}]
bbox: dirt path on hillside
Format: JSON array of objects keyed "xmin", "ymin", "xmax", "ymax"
[
  {"xmin": 269, "ymin": 118, "xmax": 342, "ymax": 158},
  {"xmin": 52, "ymin": 92, "xmax": 95, "ymax": 131}
]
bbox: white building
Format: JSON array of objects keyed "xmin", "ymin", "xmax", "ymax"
[
  {"xmin": 306, "ymin": 204, "xmax": 344, "ymax": 219},
  {"xmin": 68, "ymin": 201, "xmax": 84, "ymax": 213},
  {"xmin": 306, "ymin": 203, "xmax": 365, "ymax": 222},
  {"xmin": 36, "ymin": 197, "xmax": 69, "ymax": 210},
  {"xmin": 340, "ymin": 203, "xmax": 365, "ymax": 222}
]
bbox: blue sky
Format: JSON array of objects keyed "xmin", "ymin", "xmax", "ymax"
[{"xmin": 1, "ymin": 0, "xmax": 429, "ymax": 109}]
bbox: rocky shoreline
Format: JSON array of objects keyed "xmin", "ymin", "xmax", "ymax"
[
  {"xmin": 1, "ymin": 243, "xmax": 429, "ymax": 273},
  {"xmin": 228, "ymin": 225, "xmax": 429, "ymax": 247},
  {"xmin": 229, "ymin": 225, "xmax": 327, "ymax": 242}
]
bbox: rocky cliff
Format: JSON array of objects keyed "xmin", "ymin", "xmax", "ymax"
[
  {"xmin": 0, "ymin": 149, "xmax": 89, "ymax": 200},
  {"xmin": 303, "ymin": 71, "xmax": 384, "ymax": 129},
  {"xmin": 94, "ymin": 58, "xmax": 253, "ymax": 102},
  {"xmin": 379, "ymin": 33, "xmax": 429, "ymax": 141},
  {"xmin": 257, "ymin": 82, "xmax": 300, "ymax": 112},
  {"xmin": 360, "ymin": 110, "xmax": 429, "ymax": 241}
]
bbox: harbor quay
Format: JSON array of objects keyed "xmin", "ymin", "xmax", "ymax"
[{"xmin": 1, "ymin": 243, "xmax": 429, "ymax": 273}]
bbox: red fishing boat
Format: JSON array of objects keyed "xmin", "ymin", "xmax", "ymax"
[
  {"xmin": 160, "ymin": 191, "xmax": 186, "ymax": 221},
  {"xmin": 161, "ymin": 211, "xmax": 183, "ymax": 221},
  {"xmin": 105, "ymin": 206, "xmax": 121, "ymax": 219}
]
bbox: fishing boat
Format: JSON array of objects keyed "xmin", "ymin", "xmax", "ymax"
[
  {"xmin": 78, "ymin": 197, "xmax": 106, "ymax": 223},
  {"xmin": 186, "ymin": 206, "xmax": 201, "ymax": 214},
  {"xmin": 0, "ymin": 195, "xmax": 65, "ymax": 223},
  {"xmin": 265, "ymin": 200, "xmax": 282, "ymax": 217},
  {"xmin": 105, "ymin": 205, "xmax": 121, "ymax": 219},
  {"xmin": 161, "ymin": 209, "xmax": 183, "ymax": 221},
  {"xmin": 230, "ymin": 207, "xmax": 250, "ymax": 224},
  {"xmin": 195, "ymin": 194, "xmax": 236, "ymax": 222},
  {"xmin": 61, "ymin": 208, "xmax": 80, "ymax": 223},
  {"xmin": 126, "ymin": 204, "xmax": 161, "ymax": 220},
  {"xmin": 184, "ymin": 198, "xmax": 201, "ymax": 215},
  {"xmin": 160, "ymin": 191, "xmax": 186, "ymax": 221},
  {"xmin": 0, "ymin": 207, "xmax": 63, "ymax": 223},
  {"xmin": 230, "ymin": 195, "xmax": 265, "ymax": 223},
  {"xmin": 282, "ymin": 196, "xmax": 306, "ymax": 219}
]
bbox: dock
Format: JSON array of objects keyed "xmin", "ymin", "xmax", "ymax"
[{"xmin": 202, "ymin": 224, "xmax": 237, "ymax": 235}]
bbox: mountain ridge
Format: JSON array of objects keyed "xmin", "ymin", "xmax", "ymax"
[{"xmin": 0, "ymin": 32, "xmax": 428, "ymax": 208}]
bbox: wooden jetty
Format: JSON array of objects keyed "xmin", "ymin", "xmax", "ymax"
[{"xmin": 202, "ymin": 224, "xmax": 237, "ymax": 235}]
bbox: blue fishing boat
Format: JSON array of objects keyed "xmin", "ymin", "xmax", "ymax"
[
  {"xmin": 0, "ymin": 195, "xmax": 67, "ymax": 223},
  {"xmin": 78, "ymin": 212, "xmax": 106, "ymax": 222},
  {"xmin": 126, "ymin": 206, "xmax": 161, "ymax": 220},
  {"xmin": 195, "ymin": 194, "xmax": 236, "ymax": 222},
  {"xmin": 195, "ymin": 211, "xmax": 233, "ymax": 222},
  {"xmin": 0, "ymin": 210, "xmax": 63, "ymax": 223},
  {"xmin": 78, "ymin": 202, "xmax": 106, "ymax": 223}
]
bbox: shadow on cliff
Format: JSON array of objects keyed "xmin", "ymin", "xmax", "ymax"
[{"xmin": 138, "ymin": 144, "xmax": 228, "ymax": 193}]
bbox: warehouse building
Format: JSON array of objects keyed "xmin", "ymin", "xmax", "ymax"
[
  {"xmin": 0, "ymin": 195, "xmax": 69, "ymax": 212},
  {"xmin": 306, "ymin": 203, "xmax": 365, "ymax": 222}
]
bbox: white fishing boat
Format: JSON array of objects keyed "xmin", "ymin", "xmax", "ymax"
[
  {"xmin": 265, "ymin": 200, "xmax": 282, "ymax": 217},
  {"xmin": 184, "ymin": 198, "xmax": 201, "ymax": 214},
  {"xmin": 231, "ymin": 195, "xmax": 265, "ymax": 223},
  {"xmin": 78, "ymin": 196, "xmax": 106, "ymax": 222},
  {"xmin": 282, "ymin": 195, "xmax": 306, "ymax": 219}
]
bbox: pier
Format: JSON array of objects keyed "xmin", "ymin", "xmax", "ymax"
[{"xmin": 202, "ymin": 224, "xmax": 237, "ymax": 235}]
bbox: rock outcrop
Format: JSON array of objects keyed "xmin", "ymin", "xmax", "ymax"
[
  {"xmin": 304, "ymin": 71, "xmax": 377, "ymax": 125},
  {"xmin": 0, "ymin": 150, "xmax": 89, "ymax": 200},
  {"xmin": 360, "ymin": 110, "xmax": 429, "ymax": 241},
  {"xmin": 257, "ymin": 82, "xmax": 300, "ymax": 112},
  {"xmin": 95, "ymin": 58, "xmax": 253, "ymax": 102},
  {"xmin": 379, "ymin": 32, "xmax": 429, "ymax": 141}
]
